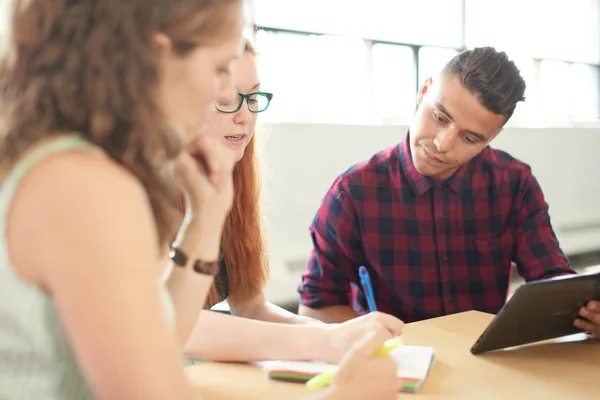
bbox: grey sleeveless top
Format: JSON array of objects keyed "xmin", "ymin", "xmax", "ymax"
[{"xmin": 0, "ymin": 136, "xmax": 175, "ymax": 399}]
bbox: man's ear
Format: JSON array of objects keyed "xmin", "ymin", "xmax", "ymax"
[{"xmin": 417, "ymin": 77, "xmax": 433, "ymax": 106}]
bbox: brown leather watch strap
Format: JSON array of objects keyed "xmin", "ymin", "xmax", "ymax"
[
  {"xmin": 192, "ymin": 258, "xmax": 221, "ymax": 276},
  {"xmin": 169, "ymin": 247, "xmax": 222, "ymax": 276}
]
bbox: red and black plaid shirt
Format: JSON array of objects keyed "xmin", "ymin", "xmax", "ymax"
[{"xmin": 298, "ymin": 133, "xmax": 575, "ymax": 322}]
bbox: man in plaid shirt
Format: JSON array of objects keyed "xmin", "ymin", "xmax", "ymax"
[{"xmin": 297, "ymin": 47, "xmax": 600, "ymax": 336}]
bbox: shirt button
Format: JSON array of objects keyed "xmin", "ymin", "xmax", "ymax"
[
  {"xmin": 443, "ymin": 255, "xmax": 449, "ymax": 262},
  {"xmin": 447, "ymin": 296, "xmax": 453, "ymax": 304},
  {"xmin": 439, "ymin": 214, "xmax": 446, "ymax": 219}
]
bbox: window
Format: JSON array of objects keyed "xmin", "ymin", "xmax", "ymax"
[
  {"xmin": 466, "ymin": 0, "xmax": 600, "ymax": 64},
  {"xmin": 254, "ymin": 0, "xmax": 463, "ymax": 47},
  {"xmin": 371, "ymin": 43, "xmax": 416, "ymax": 123},
  {"xmin": 507, "ymin": 57, "xmax": 537, "ymax": 124},
  {"xmin": 255, "ymin": 30, "xmax": 370, "ymax": 124},
  {"xmin": 252, "ymin": 0, "xmax": 600, "ymax": 125},
  {"xmin": 571, "ymin": 64, "xmax": 600, "ymax": 121},
  {"xmin": 539, "ymin": 60, "xmax": 573, "ymax": 122},
  {"xmin": 539, "ymin": 61, "xmax": 600, "ymax": 123},
  {"xmin": 465, "ymin": 0, "xmax": 539, "ymax": 56},
  {"xmin": 535, "ymin": 0, "xmax": 599, "ymax": 64},
  {"xmin": 418, "ymin": 47, "xmax": 458, "ymax": 85}
]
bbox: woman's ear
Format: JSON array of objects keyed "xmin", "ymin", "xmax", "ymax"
[{"xmin": 153, "ymin": 32, "xmax": 173, "ymax": 55}]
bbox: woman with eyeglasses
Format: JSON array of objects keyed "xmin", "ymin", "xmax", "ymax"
[{"xmin": 180, "ymin": 37, "xmax": 404, "ymax": 379}]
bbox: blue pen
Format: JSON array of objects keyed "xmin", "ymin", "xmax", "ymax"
[{"xmin": 358, "ymin": 266, "xmax": 377, "ymax": 312}]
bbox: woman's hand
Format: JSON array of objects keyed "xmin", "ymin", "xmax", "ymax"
[
  {"xmin": 173, "ymin": 135, "xmax": 237, "ymax": 262},
  {"xmin": 176, "ymin": 136, "xmax": 237, "ymax": 226},
  {"xmin": 319, "ymin": 326, "xmax": 403, "ymax": 400},
  {"xmin": 318, "ymin": 312, "xmax": 404, "ymax": 363}
]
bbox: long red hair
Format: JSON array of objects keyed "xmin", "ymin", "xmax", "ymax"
[{"xmin": 205, "ymin": 40, "xmax": 269, "ymax": 308}]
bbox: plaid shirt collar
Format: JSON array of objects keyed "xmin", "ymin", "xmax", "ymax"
[{"xmin": 398, "ymin": 131, "xmax": 493, "ymax": 196}]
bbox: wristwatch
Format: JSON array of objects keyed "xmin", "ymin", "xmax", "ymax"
[{"xmin": 169, "ymin": 247, "xmax": 222, "ymax": 276}]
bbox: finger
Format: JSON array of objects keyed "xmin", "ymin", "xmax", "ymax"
[
  {"xmin": 376, "ymin": 352, "xmax": 398, "ymax": 373},
  {"xmin": 189, "ymin": 140, "xmax": 237, "ymax": 187},
  {"xmin": 175, "ymin": 153, "xmax": 209, "ymax": 191},
  {"xmin": 188, "ymin": 136, "xmax": 222, "ymax": 175},
  {"xmin": 371, "ymin": 312, "xmax": 405, "ymax": 336},
  {"xmin": 351, "ymin": 325, "xmax": 393, "ymax": 358},
  {"xmin": 574, "ymin": 317, "xmax": 600, "ymax": 337},
  {"xmin": 373, "ymin": 356, "xmax": 402, "ymax": 393},
  {"xmin": 579, "ymin": 306, "xmax": 600, "ymax": 328},
  {"xmin": 395, "ymin": 377, "xmax": 405, "ymax": 393},
  {"xmin": 586, "ymin": 301, "xmax": 600, "ymax": 313},
  {"xmin": 580, "ymin": 306, "xmax": 600, "ymax": 325}
]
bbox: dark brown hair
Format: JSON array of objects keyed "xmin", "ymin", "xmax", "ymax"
[
  {"xmin": 0, "ymin": 0, "xmax": 243, "ymax": 247},
  {"xmin": 443, "ymin": 46, "xmax": 526, "ymax": 121},
  {"xmin": 205, "ymin": 37, "xmax": 269, "ymax": 308}
]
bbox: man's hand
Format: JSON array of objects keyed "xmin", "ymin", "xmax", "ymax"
[{"xmin": 574, "ymin": 300, "xmax": 600, "ymax": 338}]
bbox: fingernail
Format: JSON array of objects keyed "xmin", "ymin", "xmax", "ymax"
[
  {"xmin": 574, "ymin": 319, "xmax": 582, "ymax": 328},
  {"xmin": 580, "ymin": 307, "xmax": 589, "ymax": 316},
  {"xmin": 588, "ymin": 303, "xmax": 596, "ymax": 311}
]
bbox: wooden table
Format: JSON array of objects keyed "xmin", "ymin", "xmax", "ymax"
[{"xmin": 185, "ymin": 311, "xmax": 600, "ymax": 399}]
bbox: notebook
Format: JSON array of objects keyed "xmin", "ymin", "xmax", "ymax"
[{"xmin": 254, "ymin": 345, "xmax": 436, "ymax": 393}]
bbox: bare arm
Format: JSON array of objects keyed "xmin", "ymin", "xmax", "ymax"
[
  {"xmin": 298, "ymin": 305, "xmax": 360, "ymax": 323},
  {"xmin": 184, "ymin": 307, "xmax": 403, "ymax": 364},
  {"xmin": 183, "ymin": 310, "xmax": 330, "ymax": 362},
  {"xmin": 165, "ymin": 136, "xmax": 237, "ymax": 345},
  {"xmin": 229, "ymin": 291, "xmax": 321, "ymax": 325},
  {"xmin": 166, "ymin": 220, "xmax": 221, "ymax": 345},
  {"xmin": 7, "ymin": 153, "xmax": 194, "ymax": 400}
]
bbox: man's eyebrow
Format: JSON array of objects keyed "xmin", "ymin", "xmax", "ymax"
[
  {"xmin": 435, "ymin": 102, "xmax": 454, "ymax": 121},
  {"xmin": 435, "ymin": 101, "xmax": 487, "ymax": 141},
  {"xmin": 464, "ymin": 130, "xmax": 487, "ymax": 141}
]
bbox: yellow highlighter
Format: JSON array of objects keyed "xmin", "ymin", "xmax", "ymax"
[{"xmin": 305, "ymin": 336, "xmax": 404, "ymax": 391}]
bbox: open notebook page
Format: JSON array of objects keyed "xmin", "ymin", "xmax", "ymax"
[{"xmin": 254, "ymin": 345, "xmax": 436, "ymax": 392}]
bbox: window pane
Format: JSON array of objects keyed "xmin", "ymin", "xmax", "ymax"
[
  {"xmin": 418, "ymin": 47, "xmax": 458, "ymax": 85},
  {"xmin": 466, "ymin": 0, "xmax": 538, "ymax": 56},
  {"xmin": 466, "ymin": 0, "xmax": 600, "ymax": 64},
  {"xmin": 507, "ymin": 57, "xmax": 536, "ymax": 124},
  {"xmin": 372, "ymin": 44, "xmax": 416, "ymax": 123},
  {"xmin": 539, "ymin": 60, "xmax": 572, "ymax": 122},
  {"xmin": 539, "ymin": 61, "xmax": 600, "ymax": 123},
  {"xmin": 255, "ymin": 30, "xmax": 370, "ymax": 124},
  {"xmin": 535, "ymin": 0, "xmax": 599, "ymax": 64},
  {"xmin": 571, "ymin": 64, "xmax": 600, "ymax": 121},
  {"xmin": 253, "ymin": 0, "xmax": 463, "ymax": 48}
]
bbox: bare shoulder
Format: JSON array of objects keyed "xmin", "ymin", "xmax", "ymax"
[
  {"xmin": 9, "ymin": 148, "xmax": 151, "ymax": 236},
  {"xmin": 17, "ymin": 149, "xmax": 145, "ymax": 201},
  {"xmin": 6, "ymin": 149, "xmax": 158, "ymax": 287}
]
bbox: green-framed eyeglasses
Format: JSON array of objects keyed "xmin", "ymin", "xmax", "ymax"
[{"xmin": 215, "ymin": 91, "xmax": 273, "ymax": 114}]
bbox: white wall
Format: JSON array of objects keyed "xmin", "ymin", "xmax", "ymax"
[{"xmin": 259, "ymin": 123, "xmax": 600, "ymax": 304}]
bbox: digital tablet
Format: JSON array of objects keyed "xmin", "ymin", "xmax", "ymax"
[{"xmin": 470, "ymin": 272, "xmax": 600, "ymax": 354}]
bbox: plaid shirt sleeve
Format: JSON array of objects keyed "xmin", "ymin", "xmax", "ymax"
[
  {"xmin": 297, "ymin": 177, "xmax": 364, "ymax": 309},
  {"xmin": 513, "ymin": 169, "xmax": 575, "ymax": 280}
]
